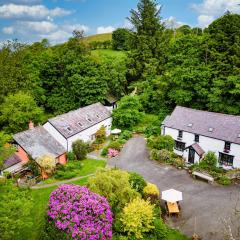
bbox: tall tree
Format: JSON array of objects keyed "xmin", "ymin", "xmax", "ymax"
[{"xmin": 127, "ymin": 0, "xmax": 166, "ymax": 83}]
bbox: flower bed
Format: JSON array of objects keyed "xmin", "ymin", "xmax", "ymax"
[{"xmin": 47, "ymin": 184, "xmax": 113, "ymax": 240}]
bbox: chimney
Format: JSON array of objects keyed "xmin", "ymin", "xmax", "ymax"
[{"xmin": 29, "ymin": 120, "xmax": 34, "ymax": 130}]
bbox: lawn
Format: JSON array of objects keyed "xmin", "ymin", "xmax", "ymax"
[
  {"xmin": 25, "ymin": 159, "xmax": 106, "ymax": 240},
  {"xmin": 91, "ymin": 49, "xmax": 126, "ymax": 61},
  {"xmin": 39, "ymin": 158, "xmax": 106, "ymax": 185}
]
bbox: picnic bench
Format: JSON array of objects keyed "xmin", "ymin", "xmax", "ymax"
[
  {"xmin": 192, "ymin": 171, "xmax": 214, "ymax": 183},
  {"xmin": 165, "ymin": 201, "xmax": 180, "ymax": 217}
]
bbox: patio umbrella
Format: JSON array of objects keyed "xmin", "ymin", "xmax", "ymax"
[
  {"xmin": 111, "ymin": 129, "xmax": 121, "ymax": 134},
  {"xmin": 161, "ymin": 189, "xmax": 183, "ymax": 203}
]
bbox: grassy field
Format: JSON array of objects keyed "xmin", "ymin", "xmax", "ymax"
[
  {"xmin": 26, "ymin": 159, "xmax": 106, "ymax": 240},
  {"xmin": 91, "ymin": 49, "xmax": 126, "ymax": 61},
  {"xmin": 83, "ymin": 33, "xmax": 112, "ymax": 43}
]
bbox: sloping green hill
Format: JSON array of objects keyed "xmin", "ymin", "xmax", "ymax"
[{"xmin": 83, "ymin": 33, "xmax": 112, "ymax": 43}]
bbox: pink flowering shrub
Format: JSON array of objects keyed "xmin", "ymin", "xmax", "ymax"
[
  {"xmin": 108, "ymin": 148, "xmax": 119, "ymax": 157},
  {"xmin": 47, "ymin": 184, "xmax": 113, "ymax": 240}
]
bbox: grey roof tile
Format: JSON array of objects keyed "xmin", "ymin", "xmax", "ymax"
[
  {"xmin": 163, "ymin": 106, "xmax": 240, "ymax": 144},
  {"xmin": 48, "ymin": 102, "xmax": 111, "ymax": 138},
  {"xmin": 13, "ymin": 126, "xmax": 66, "ymax": 159}
]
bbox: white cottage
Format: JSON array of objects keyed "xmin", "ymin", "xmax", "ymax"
[
  {"xmin": 161, "ymin": 106, "xmax": 240, "ymax": 169},
  {"xmin": 43, "ymin": 102, "xmax": 112, "ymax": 151}
]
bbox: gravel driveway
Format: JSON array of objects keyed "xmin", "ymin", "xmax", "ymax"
[{"xmin": 108, "ymin": 136, "xmax": 240, "ymax": 240}]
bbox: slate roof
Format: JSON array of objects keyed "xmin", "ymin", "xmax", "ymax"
[
  {"xmin": 48, "ymin": 102, "xmax": 111, "ymax": 138},
  {"xmin": 163, "ymin": 106, "xmax": 240, "ymax": 145},
  {"xmin": 3, "ymin": 154, "xmax": 22, "ymax": 169},
  {"xmin": 13, "ymin": 126, "xmax": 66, "ymax": 159}
]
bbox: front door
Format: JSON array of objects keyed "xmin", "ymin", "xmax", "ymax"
[{"xmin": 188, "ymin": 147, "xmax": 195, "ymax": 164}]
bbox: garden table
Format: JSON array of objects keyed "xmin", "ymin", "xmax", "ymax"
[{"xmin": 166, "ymin": 201, "xmax": 180, "ymax": 216}]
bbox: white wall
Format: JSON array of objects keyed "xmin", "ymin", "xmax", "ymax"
[
  {"xmin": 43, "ymin": 122, "xmax": 68, "ymax": 150},
  {"xmin": 67, "ymin": 117, "xmax": 112, "ymax": 151},
  {"xmin": 163, "ymin": 126, "xmax": 240, "ymax": 168}
]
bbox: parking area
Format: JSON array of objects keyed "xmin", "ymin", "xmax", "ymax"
[{"xmin": 108, "ymin": 136, "xmax": 240, "ymax": 240}]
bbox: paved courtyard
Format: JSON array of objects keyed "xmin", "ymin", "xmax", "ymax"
[{"xmin": 108, "ymin": 136, "xmax": 240, "ymax": 240}]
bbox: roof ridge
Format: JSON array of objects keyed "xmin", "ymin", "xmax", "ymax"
[{"xmin": 176, "ymin": 106, "xmax": 240, "ymax": 119}]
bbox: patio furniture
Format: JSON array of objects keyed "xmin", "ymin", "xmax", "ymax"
[
  {"xmin": 111, "ymin": 129, "xmax": 121, "ymax": 140},
  {"xmin": 166, "ymin": 201, "xmax": 180, "ymax": 217},
  {"xmin": 162, "ymin": 189, "xmax": 183, "ymax": 203},
  {"xmin": 192, "ymin": 171, "xmax": 214, "ymax": 184}
]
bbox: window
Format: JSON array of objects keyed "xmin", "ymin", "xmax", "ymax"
[
  {"xmin": 174, "ymin": 140, "xmax": 185, "ymax": 151},
  {"xmin": 86, "ymin": 115, "xmax": 92, "ymax": 122},
  {"xmin": 208, "ymin": 127, "xmax": 213, "ymax": 132},
  {"xmin": 194, "ymin": 134, "xmax": 199, "ymax": 142},
  {"xmin": 90, "ymin": 134, "xmax": 96, "ymax": 141},
  {"xmin": 77, "ymin": 122, "xmax": 82, "ymax": 127},
  {"xmin": 178, "ymin": 130, "xmax": 183, "ymax": 138},
  {"xmin": 96, "ymin": 114, "xmax": 100, "ymax": 119},
  {"xmin": 187, "ymin": 123, "xmax": 193, "ymax": 127},
  {"xmin": 219, "ymin": 152, "xmax": 234, "ymax": 166},
  {"xmin": 224, "ymin": 141, "xmax": 231, "ymax": 151}
]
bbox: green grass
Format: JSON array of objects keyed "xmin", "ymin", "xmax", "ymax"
[
  {"xmin": 39, "ymin": 159, "xmax": 106, "ymax": 185},
  {"xmin": 167, "ymin": 229, "xmax": 190, "ymax": 240},
  {"xmin": 25, "ymin": 159, "xmax": 106, "ymax": 240},
  {"xmin": 91, "ymin": 49, "xmax": 126, "ymax": 61},
  {"xmin": 83, "ymin": 33, "xmax": 112, "ymax": 43}
]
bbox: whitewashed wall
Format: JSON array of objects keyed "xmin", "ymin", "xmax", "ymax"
[
  {"xmin": 67, "ymin": 118, "xmax": 112, "ymax": 151},
  {"xmin": 43, "ymin": 122, "xmax": 67, "ymax": 149},
  {"xmin": 162, "ymin": 126, "xmax": 240, "ymax": 168}
]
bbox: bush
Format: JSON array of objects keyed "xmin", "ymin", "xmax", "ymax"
[
  {"xmin": 87, "ymin": 169, "xmax": 139, "ymax": 214},
  {"xmin": 67, "ymin": 151, "xmax": 75, "ymax": 161},
  {"xmin": 202, "ymin": 151, "xmax": 217, "ymax": 168},
  {"xmin": 47, "ymin": 184, "xmax": 112, "ymax": 239},
  {"xmin": 36, "ymin": 155, "xmax": 56, "ymax": 175},
  {"xmin": 147, "ymin": 135, "xmax": 174, "ymax": 151},
  {"xmin": 150, "ymin": 149, "xmax": 160, "ymax": 161},
  {"xmin": 72, "ymin": 139, "xmax": 88, "ymax": 160},
  {"xmin": 144, "ymin": 121, "xmax": 161, "ymax": 137},
  {"xmin": 158, "ymin": 149, "xmax": 173, "ymax": 162},
  {"xmin": 151, "ymin": 219, "xmax": 168, "ymax": 240},
  {"xmin": 95, "ymin": 126, "xmax": 106, "ymax": 144},
  {"xmin": 143, "ymin": 183, "xmax": 160, "ymax": 197},
  {"xmin": 119, "ymin": 130, "xmax": 132, "ymax": 141},
  {"xmin": 129, "ymin": 172, "xmax": 147, "ymax": 195},
  {"xmin": 217, "ymin": 175, "xmax": 232, "ymax": 185},
  {"xmin": 108, "ymin": 141, "xmax": 122, "ymax": 151},
  {"xmin": 101, "ymin": 147, "xmax": 108, "ymax": 157},
  {"xmin": 120, "ymin": 198, "xmax": 155, "ymax": 239}
]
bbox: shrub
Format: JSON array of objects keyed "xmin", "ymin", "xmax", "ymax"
[
  {"xmin": 143, "ymin": 183, "xmax": 160, "ymax": 197},
  {"xmin": 147, "ymin": 135, "xmax": 174, "ymax": 151},
  {"xmin": 72, "ymin": 140, "xmax": 88, "ymax": 160},
  {"xmin": 87, "ymin": 169, "xmax": 139, "ymax": 214},
  {"xmin": 158, "ymin": 149, "xmax": 173, "ymax": 162},
  {"xmin": 95, "ymin": 126, "xmax": 106, "ymax": 144},
  {"xmin": 150, "ymin": 149, "xmax": 160, "ymax": 161},
  {"xmin": 108, "ymin": 148, "xmax": 119, "ymax": 157},
  {"xmin": 152, "ymin": 219, "xmax": 168, "ymax": 239},
  {"xmin": 217, "ymin": 175, "xmax": 232, "ymax": 185},
  {"xmin": 144, "ymin": 121, "xmax": 161, "ymax": 137},
  {"xmin": 119, "ymin": 130, "xmax": 132, "ymax": 141},
  {"xmin": 120, "ymin": 198, "xmax": 155, "ymax": 239},
  {"xmin": 47, "ymin": 184, "xmax": 112, "ymax": 240},
  {"xmin": 67, "ymin": 151, "xmax": 75, "ymax": 161},
  {"xmin": 36, "ymin": 155, "xmax": 56, "ymax": 175},
  {"xmin": 202, "ymin": 151, "xmax": 217, "ymax": 168},
  {"xmin": 101, "ymin": 147, "xmax": 108, "ymax": 157},
  {"xmin": 108, "ymin": 141, "xmax": 122, "ymax": 151},
  {"xmin": 129, "ymin": 172, "xmax": 147, "ymax": 195}
]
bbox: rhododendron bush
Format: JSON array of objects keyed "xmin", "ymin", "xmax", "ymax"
[{"xmin": 47, "ymin": 184, "xmax": 113, "ymax": 240}]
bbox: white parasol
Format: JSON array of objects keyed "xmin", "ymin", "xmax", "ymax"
[
  {"xmin": 111, "ymin": 129, "xmax": 122, "ymax": 135},
  {"xmin": 161, "ymin": 189, "xmax": 183, "ymax": 203}
]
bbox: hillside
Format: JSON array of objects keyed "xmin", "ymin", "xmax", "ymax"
[{"xmin": 83, "ymin": 33, "xmax": 112, "ymax": 43}]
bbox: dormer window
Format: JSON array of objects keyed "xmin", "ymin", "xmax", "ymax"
[
  {"xmin": 178, "ymin": 130, "xmax": 183, "ymax": 138},
  {"xmin": 224, "ymin": 141, "xmax": 231, "ymax": 151},
  {"xmin": 77, "ymin": 122, "xmax": 82, "ymax": 127}
]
